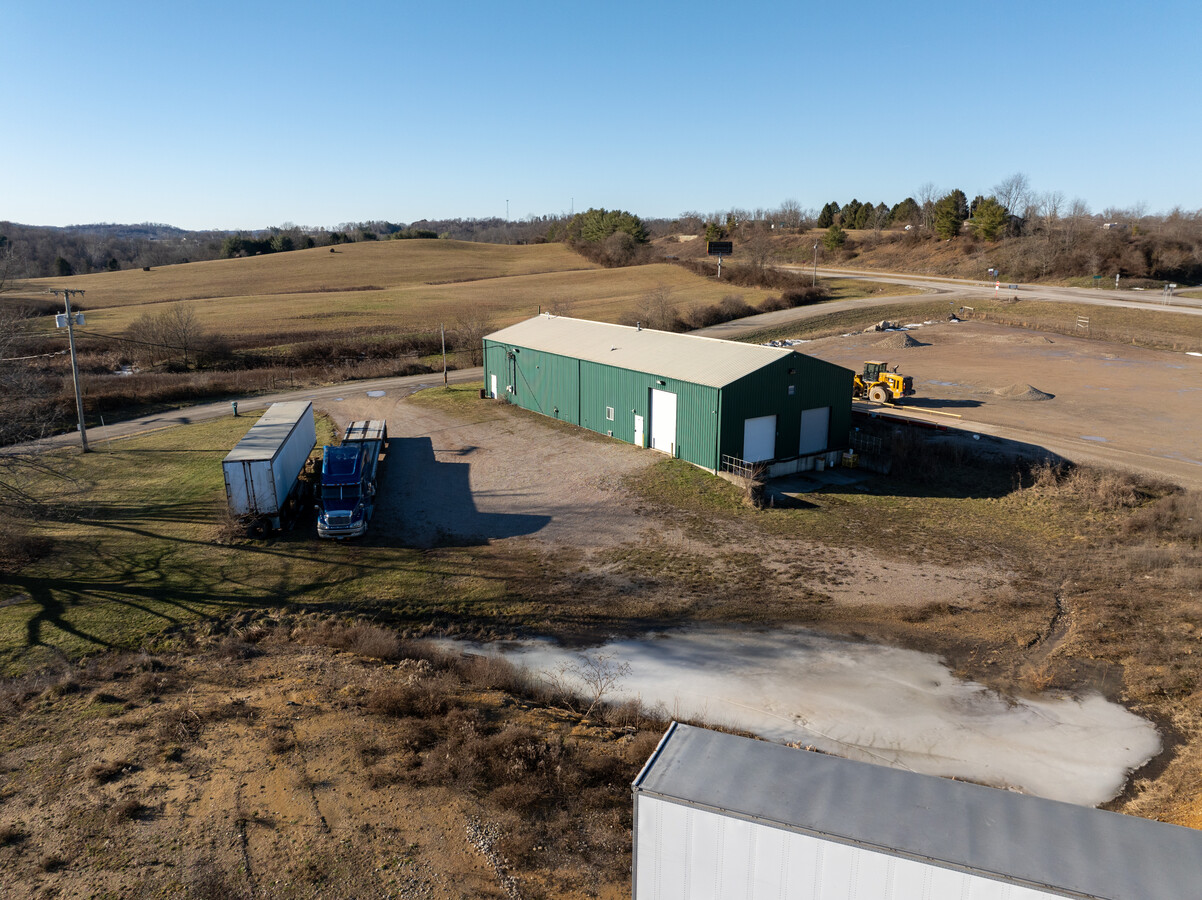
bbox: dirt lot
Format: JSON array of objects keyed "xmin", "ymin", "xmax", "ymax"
[
  {"xmin": 796, "ymin": 320, "xmax": 1202, "ymax": 489},
  {"xmin": 319, "ymin": 388, "xmax": 1008, "ymax": 618},
  {"xmin": 0, "ymin": 623, "xmax": 652, "ymax": 900}
]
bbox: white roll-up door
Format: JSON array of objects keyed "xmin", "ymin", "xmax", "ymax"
[
  {"xmin": 742, "ymin": 414, "xmax": 776, "ymax": 463},
  {"xmin": 799, "ymin": 406, "xmax": 830, "ymax": 455}
]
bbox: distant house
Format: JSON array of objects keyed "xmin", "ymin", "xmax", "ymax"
[{"xmin": 482, "ymin": 315, "xmax": 853, "ymax": 475}]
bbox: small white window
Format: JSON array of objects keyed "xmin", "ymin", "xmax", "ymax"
[
  {"xmin": 606, "ymin": 406, "xmax": 615, "ymax": 421},
  {"xmin": 788, "ymin": 385, "xmax": 796, "ymax": 395}
]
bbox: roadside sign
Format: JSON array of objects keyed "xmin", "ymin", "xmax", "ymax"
[{"xmin": 707, "ymin": 241, "xmax": 733, "ymax": 256}]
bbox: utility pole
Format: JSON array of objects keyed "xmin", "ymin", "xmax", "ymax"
[
  {"xmin": 812, "ymin": 242, "xmax": 819, "ymax": 287},
  {"xmin": 440, "ymin": 322, "xmax": 448, "ymax": 386},
  {"xmin": 49, "ymin": 289, "xmax": 90, "ymax": 452}
]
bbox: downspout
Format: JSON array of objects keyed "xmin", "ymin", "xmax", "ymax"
[{"xmin": 713, "ymin": 388, "xmax": 722, "ymax": 474}]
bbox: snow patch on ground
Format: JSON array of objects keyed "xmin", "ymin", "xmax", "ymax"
[{"xmin": 444, "ymin": 626, "xmax": 1160, "ymax": 807}]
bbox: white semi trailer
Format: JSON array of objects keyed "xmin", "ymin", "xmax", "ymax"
[
  {"xmin": 632, "ymin": 722, "xmax": 1202, "ymax": 900},
  {"xmin": 222, "ymin": 401, "xmax": 316, "ymax": 535}
]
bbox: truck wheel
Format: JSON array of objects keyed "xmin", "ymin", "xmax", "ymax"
[
  {"xmin": 869, "ymin": 385, "xmax": 889, "ymax": 404},
  {"xmin": 246, "ymin": 519, "xmax": 267, "ymax": 538}
]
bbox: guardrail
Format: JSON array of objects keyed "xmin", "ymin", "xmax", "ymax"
[{"xmin": 720, "ymin": 454, "xmax": 756, "ymax": 479}]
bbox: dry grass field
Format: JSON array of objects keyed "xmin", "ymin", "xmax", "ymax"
[{"xmin": 19, "ymin": 240, "xmax": 793, "ymax": 343}]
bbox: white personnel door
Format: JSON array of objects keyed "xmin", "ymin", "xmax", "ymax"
[
  {"xmin": 650, "ymin": 389, "xmax": 677, "ymax": 456},
  {"xmin": 742, "ymin": 415, "xmax": 776, "ymax": 463},
  {"xmin": 633, "ymin": 414, "xmax": 644, "ymax": 448},
  {"xmin": 490, "ymin": 373, "xmax": 498, "ymax": 399},
  {"xmin": 799, "ymin": 406, "xmax": 830, "ymax": 455}
]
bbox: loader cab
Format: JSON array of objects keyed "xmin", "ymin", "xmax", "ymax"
[{"xmin": 862, "ymin": 361, "xmax": 887, "ymax": 381}]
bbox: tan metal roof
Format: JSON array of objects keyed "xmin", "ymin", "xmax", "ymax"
[{"xmin": 485, "ymin": 315, "xmax": 794, "ymax": 388}]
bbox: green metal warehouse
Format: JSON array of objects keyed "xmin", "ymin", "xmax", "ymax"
[{"xmin": 482, "ymin": 315, "xmax": 854, "ymax": 475}]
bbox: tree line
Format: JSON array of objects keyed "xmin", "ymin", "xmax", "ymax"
[{"xmin": 5, "ymin": 173, "xmax": 1201, "ymax": 283}]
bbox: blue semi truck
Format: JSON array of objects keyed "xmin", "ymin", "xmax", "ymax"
[{"xmin": 316, "ymin": 420, "xmax": 387, "ymax": 539}]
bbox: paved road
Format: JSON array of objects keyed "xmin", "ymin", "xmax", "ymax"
[
  {"xmin": 786, "ymin": 266, "xmax": 1202, "ymax": 314},
  {"xmin": 22, "ymin": 368, "xmax": 484, "ymax": 453},
  {"xmin": 694, "ymin": 266, "xmax": 1201, "ymax": 341}
]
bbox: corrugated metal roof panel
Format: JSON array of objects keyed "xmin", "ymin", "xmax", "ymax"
[
  {"xmin": 633, "ymin": 723, "xmax": 1202, "ymax": 900},
  {"xmin": 223, "ymin": 402, "xmax": 313, "ymax": 463},
  {"xmin": 485, "ymin": 315, "xmax": 794, "ymax": 388}
]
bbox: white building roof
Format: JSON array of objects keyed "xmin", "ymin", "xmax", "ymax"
[
  {"xmin": 485, "ymin": 315, "xmax": 795, "ymax": 389},
  {"xmin": 223, "ymin": 402, "xmax": 312, "ymax": 464},
  {"xmin": 634, "ymin": 723, "xmax": 1202, "ymax": 900}
]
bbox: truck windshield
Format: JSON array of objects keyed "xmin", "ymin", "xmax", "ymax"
[{"xmin": 321, "ymin": 484, "xmax": 361, "ymax": 502}]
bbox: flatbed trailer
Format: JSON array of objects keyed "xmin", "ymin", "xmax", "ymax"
[{"xmin": 316, "ymin": 420, "xmax": 387, "ymax": 539}]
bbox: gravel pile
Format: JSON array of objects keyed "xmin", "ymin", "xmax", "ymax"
[
  {"xmin": 873, "ymin": 332, "xmax": 927, "ymax": 349},
  {"xmin": 995, "ymin": 383, "xmax": 1055, "ymax": 401}
]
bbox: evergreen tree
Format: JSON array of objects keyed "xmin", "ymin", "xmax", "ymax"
[
  {"xmin": 566, "ymin": 208, "xmax": 649, "ymax": 244},
  {"xmin": 822, "ymin": 224, "xmax": 847, "ymax": 251},
  {"xmin": 816, "ymin": 202, "xmax": 838, "ymax": 229},
  {"xmin": 933, "ymin": 189, "xmax": 969, "ymax": 239},
  {"xmin": 969, "ymin": 196, "xmax": 1009, "ymax": 240},
  {"xmin": 891, "ymin": 197, "xmax": 920, "ymax": 226}
]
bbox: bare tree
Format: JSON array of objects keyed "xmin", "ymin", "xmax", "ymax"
[
  {"xmin": 916, "ymin": 182, "xmax": 940, "ymax": 231},
  {"xmin": 0, "ymin": 304, "xmax": 69, "ymax": 508},
  {"xmin": 993, "ymin": 172, "xmax": 1032, "ymax": 216},
  {"xmin": 159, "ymin": 306, "xmax": 204, "ymax": 369},
  {"xmin": 744, "ymin": 227, "xmax": 774, "ymax": 274},
  {"xmin": 776, "ymin": 199, "xmax": 803, "ymax": 230},
  {"xmin": 541, "ymin": 653, "xmax": 632, "ymax": 723},
  {"xmin": 0, "ymin": 235, "xmax": 18, "ymax": 294},
  {"xmin": 625, "ymin": 285, "xmax": 681, "ymax": 332},
  {"xmin": 451, "ymin": 314, "xmax": 493, "ymax": 366}
]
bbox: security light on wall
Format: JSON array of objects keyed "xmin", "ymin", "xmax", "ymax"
[{"xmin": 656, "ymin": 379, "xmax": 666, "ymax": 385}]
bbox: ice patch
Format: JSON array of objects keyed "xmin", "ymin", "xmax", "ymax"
[
  {"xmin": 442, "ymin": 627, "xmax": 1160, "ymax": 807},
  {"xmin": 366, "ymin": 390, "xmax": 386, "ymax": 398},
  {"xmin": 1080, "ymin": 435, "xmax": 1108, "ymax": 443}
]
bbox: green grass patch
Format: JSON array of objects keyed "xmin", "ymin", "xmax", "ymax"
[
  {"xmin": 626, "ymin": 457, "xmax": 1098, "ymax": 564},
  {"xmin": 0, "ymin": 414, "xmax": 511, "ymax": 676},
  {"xmin": 821, "ymin": 278, "xmax": 924, "ymax": 302},
  {"xmin": 406, "ymin": 381, "xmax": 490, "ymax": 416}
]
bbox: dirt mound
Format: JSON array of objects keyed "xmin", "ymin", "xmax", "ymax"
[
  {"xmin": 995, "ymin": 383, "xmax": 1055, "ymax": 401},
  {"xmin": 873, "ymin": 332, "xmax": 927, "ymax": 349}
]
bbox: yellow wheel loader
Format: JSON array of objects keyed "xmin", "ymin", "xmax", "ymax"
[{"xmin": 853, "ymin": 360, "xmax": 914, "ymax": 404}]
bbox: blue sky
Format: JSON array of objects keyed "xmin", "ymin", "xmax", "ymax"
[{"xmin": 2, "ymin": 0, "xmax": 1198, "ymax": 230}]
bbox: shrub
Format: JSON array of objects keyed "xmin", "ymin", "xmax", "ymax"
[
  {"xmin": 366, "ymin": 672, "xmax": 457, "ymax": 718},
  {"xmin": 299, "ymin": 621, "xmax": 402, "ymax": 660},
  {"xmin": 110, "ymin": 799, "xmax": 148, "ymax": 822},
  {"xmin": 87, "ymin": 759, "xmax": 138, "ymax": 784}
]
